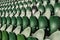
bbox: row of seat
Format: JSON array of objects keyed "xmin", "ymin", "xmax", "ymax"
[
  {"xmin": 0, "ymin": 16, "xmax": 60, "ymax": 34},
  {"xmin": 0, "ymin": 0, "xmax": 60, "ymax": 6},
  {"xmin": 0, "ymin": 30, "xmax": 39, "ymax": 40},
  {"xmin": 0, "ymin": 0, "xmax": 60, "ymax": 8}
]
